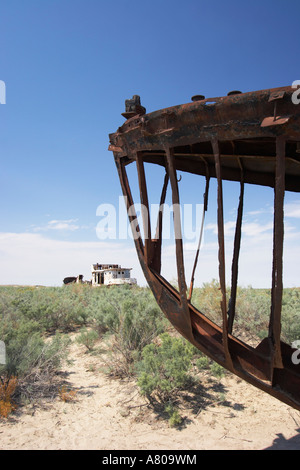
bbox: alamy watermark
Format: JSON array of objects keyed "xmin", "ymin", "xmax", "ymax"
[
  {"xmin": 0, "ymin": 80, "xmax": 6, "ymax": 104},
  {"xmin": 96, "ymin": 196, "xmax": 205, "ymax": 243},
  {"xmin": 291, "ymin": 80, "xmax": 300, "ymax": 105},
  {"xmin": 291, "ymin": 340, "xmax": 300, "ymax": 365}
]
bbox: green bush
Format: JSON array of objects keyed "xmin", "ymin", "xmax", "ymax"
[
  {"xmin": 90, "ymin": 286, "xmax": 167, "ymax": 347},
  {"xmin": 136, "ymin": 333, "xmax": 194, "ymax": 400},
  {"xmin": 76, "ymin": 328, "xmax": 99, "ymax": 351},
  {"xmin": 195, "ymin": 355, "xmax": 210, "ymax": 370},
  {"xmin": 0, "ymin": 285, "xmax": 89, "ymax": 334},
  {"xmin": 164, "ymin": 402, "xmax": 182, "ymax": 427},
  {"xmin": 209, "ymin": 362, "xmax": 226, "ymax": 378},
  {"xmin": 191, "ymin": 281, "xmax": 275, "ymax": 341},
  {"xmin": 0, "ymin": 286, "xmax": 71, "ymax": 403},
  {"xmin": 0, "ymin": 329, "xmax": 70, "ymax": 404},
  {"xmin": 281, "ymin": 288, "xmax": 300, "ymax": 344},
  {"xmin": 88, "ymin": 286, "xmax": 167, "ymax": 377},
  {"xmin": 191, "ymin": 279, "xmax": 222, "ymax": 326},
  {"xmin": 1, "ymin": 282, "xmax": 299, "ymax": 413}
]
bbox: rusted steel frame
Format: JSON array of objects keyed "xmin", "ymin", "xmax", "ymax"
[
  {"xmin": 188, "ymin": 165, "xmax": 210, "ymax": 301},
  {"xmin": 114, "ymin": 153, "xmax": 300, "ymax": 412},
  {"xmin": 165, "ymin": 147, "xmax": 188, "ymax": 299},
  {"xmin": 142, "ymin": 154, "xmax": 300, "ymax": 193},
  {"xmin": 110, "ymin": 87, "xmax": 300, "ymax": 411},
  {"xmin": 115, "ymin": 156, "xmax": 144, "ymax": 258},
  {"xmin": 148, "ymin": 170, "xmax": 169, "ymax": 274},
  {"xmin": 269, "ymin": 137, "xmax": 286, "ymax": 371},
  {"xmin": 228, "ymin": 158, "xmax": 244, "ymax": 334},
  {"xmin": 212, "ymin": 140, "xmax": 233, "ymax": 369},
  {"xmin": 135, "ymin": 152, "xmax": 152, "ymax": 266},
  {"xmin": 155, "ymin": 170, "xmax": 169, "ymax": 240},
  {"xmin": 115, "ymin": 152, "xmax": 192, "ymax": 341}
]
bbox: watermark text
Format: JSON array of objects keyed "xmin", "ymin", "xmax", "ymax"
[
  {"xmin": 292, "ymin": 340, "xmax": 300, "ymax": 365},
  {"xmin": 96, "ymin": 196, "xmax": 204, "ymax": 243},
  {"xmin": 291, "ymin": 80, "xmax": 300, "ymax": 105}
]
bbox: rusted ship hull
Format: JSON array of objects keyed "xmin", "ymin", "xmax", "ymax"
[{"xmin": 109, "ymin": 86, "xmax": 300, "ymax": 411}]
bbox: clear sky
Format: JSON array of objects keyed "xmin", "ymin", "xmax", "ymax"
[{"xmin": 1, "ymin": 0, "xmax": 300, "ymax": 287}]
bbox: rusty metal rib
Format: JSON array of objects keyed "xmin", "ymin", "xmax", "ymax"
[
  {"xmin": 116, "ymin": 157, "xmax": 144, "ymax": 258},
  {"xmin": 269, "ymin": 136, "xmax": 285, "ymax": 371},
  {"xmin": 228, "ymin": 158, "xmax": 244, "ymax": 334},
  {"xmin": 165, "ymin": 147, "xmax": 187, "ymax": 295},
  {"xmin": 212, "ymin": 139, "xmax": 233, "ymax": 370},
  {"xmin": 155, "ymin": 170, "xmax": 169, "ymax": 241},
  {"xmin": 136, "ymin": 152, "xmax": 152, "ymax": 266},
  {"xmin": 188, "ymin": 169, "xmax": 210, "ymax": 301},
  {"xmin": 149, "ymin": 170, "xmax": 169, "ymax": 274},
  {"xmin": 165, "ymin": 147, "xmax": 193, "ymax": 338}
]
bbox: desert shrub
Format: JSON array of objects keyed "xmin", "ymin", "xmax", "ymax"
[
  {"xmin": 15, "ymin": 333, "xmax": 70, "ymax": 403},
  {"xmin": 233, "ymin": 287, "xmax": 270, "ymax": 339},
  {"xmin": 164, "ymin": 401, "xmax": 182, "ymax": 427},
  {"xmin": 2, "ymin": 282, "xmax": 298, "ymax": 416},
  {"xmin": 191, "ymin": 282, "xmax": 271, "ymax": 341},
  {"xmin": 0, "ymin": 295, "xmax": 70, "ymax": 377},
  {"xmin": 0, "ymin": 313, "xmax": 70, "ymax": 405},
  {"xmin": 29, "ymin": 287, "xmax": 88, "ymax": 332},
  {"xmin": 281, "ymin": 288, "xmax": 300, "ymax": 344},
  {"xmin": 191, "ymin": 279, "xmax": 222, "ymax": 325},
  {"xmin": 90, "ymin": 286, "xmax": 167, "ymax": 377},
  {"xmin": 76, "ymin": 328, "xmax": 99, "ymax": 351},
  {"xmin": 209, "ymin": 362, "xmax": 226, "ymax": 378},
  {"xmin": 231, "ymin": 287, "xmax": 300, "ymax": 344},
  {"xmin": 195, "ymin": 354, "xmax": 210, "ymax": 371},
  {"xmin": 195, "ymin": 352, "xmax": 226, "ymax": 378},
  {"xmin": 0, "ymin": 286, "xmax": 89, "ymax": 334},
  {"xmin": 136, "ymin": 333, "xmax": 194, "ymax": 401},
  {"xmin": 114, "ymin": 289, "xmax": 167, "ymax": 352}
]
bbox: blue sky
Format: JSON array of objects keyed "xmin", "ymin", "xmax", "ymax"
[{"xmin": 1, "ymin": 0, "xmax": 300, "ymax": 287}]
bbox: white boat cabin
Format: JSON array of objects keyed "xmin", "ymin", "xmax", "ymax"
[{"xmin": 91, "ymin": 263, "xmax": 137, "ymax": 286}]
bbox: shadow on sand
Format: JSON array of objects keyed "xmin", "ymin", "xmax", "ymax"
[{"xmin": 264, "ymin": 428, "xmax": 300, "ymax": 450}]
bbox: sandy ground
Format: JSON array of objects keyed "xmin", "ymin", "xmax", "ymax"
[{"xmin": 1, "ymin": 338, "xmax": 300, "ymax": 451}]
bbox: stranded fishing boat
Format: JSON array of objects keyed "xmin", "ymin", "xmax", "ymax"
[{"xmin": 109, "ymin": 87, "xmax": 300, "ymax": 411}]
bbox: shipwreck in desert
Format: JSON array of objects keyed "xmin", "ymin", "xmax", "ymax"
[{"xmin": 109, "ymin": 86, "xmax": 300, "ymax": 411}]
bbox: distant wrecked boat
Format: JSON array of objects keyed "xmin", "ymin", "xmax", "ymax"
[
  {"xmin": 63, "ymin": 275, "xmax": 85, "ymax": 285},
  {"xmin": 91, "ymin": 263, "xmax": 137, "ymax": 286},
  {"xmin": 64, "ymin": 264, "xmax": 137, "ymax": 286}
]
